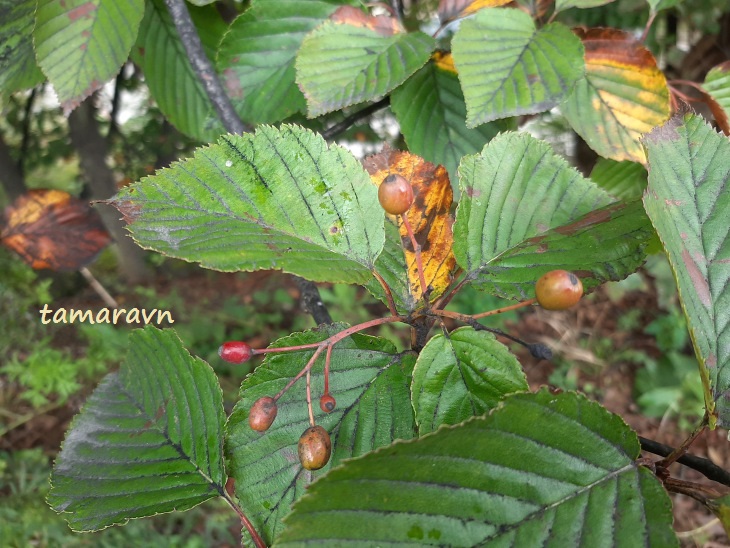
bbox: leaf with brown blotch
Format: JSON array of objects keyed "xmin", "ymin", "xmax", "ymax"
[
  {"xmin": 702, "ymin": 61, "xmax": 730, "ymax": 136},
  {"xmin": 562, "ymin": 28, "xmax": 670, "ymax": 163},
  {"xmin": 364, "ymin": 146, "xmax": 456, "ymax": 304},
  {"xmin": 1, "ymin": 189, "xmax": 111, "ymax": 271},
  {"xmin": 438, "ymin": 0, "xmax": 511, "ymax": 23},
  {"xmin": 330, "ymin": 5, "xmax": 402, "ymax": 36}
]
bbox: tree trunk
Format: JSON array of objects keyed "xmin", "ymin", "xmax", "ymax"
[
  {"xmin": 67, "ymin": 99, "xmax": 151, "ymax": 283},
  {"xmin": 0, "ymin": 132, "xmax": 26, "ymax": 202}
]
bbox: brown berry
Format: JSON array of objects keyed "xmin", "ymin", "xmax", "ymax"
[
  {"xmin": 248, "ymin": 396, "xmax": 278, "ymax": 432},
  {"xmin": 297, "ymin": 425, "xmax": 331, "ymax": 470},
  {"xmin": 378, "ymin": 174, "xmax": 414, "ymax": 215},
  {"xmin": 535, "ymin": 270, "xmax": 583, "ymax": 310},
  {"xmin": 319, "ymin": 394, "xmax": 336, "ymax": 413}
]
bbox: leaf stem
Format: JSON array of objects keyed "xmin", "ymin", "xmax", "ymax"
[
  {"xmin": 321, "ymin": 97, "xmax": 390, "ymax": 140},
  {"xmin": 472, "ymin": 298, "xmax": 536, "ymax": 319},
  {"xmin": 306, "ymin": 368, "xmax": 315, "ymax": 427},
  {"xmin": 400, "ymin": 214, "xmax": 428, "ymax": 296},
  {"xmin": 372, "ymin": 269, "xmax": 398, "ymax": 316},
  {"xmin": 324, "ymin": 344, "xmax": 333, "ymax": 396},
  {"xmin": 221, "ymin": 494, "xmax": 267, "ymax": 548},
  {"xmin": 274, "ymin": 345, "xmax": 326, "ymax": 401},
  {"xmin": 659, "ymin": 415, "xmax": 708, "ymax": 469}
]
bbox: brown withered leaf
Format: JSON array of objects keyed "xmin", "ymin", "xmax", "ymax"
[
  {"xmin": 364, "ymin": 146, "xmax": 456, "ymax": 303},
  {"xmin": 1, "ymin": 189, "xmax": 111, "ymax": 271},
  {"xmin": 330, "ymin": 5, "xmax": 403, "ymax": 36},
  {"xmin": 438, "ymin": 0, "xmax": 512, "ymax": 23}
]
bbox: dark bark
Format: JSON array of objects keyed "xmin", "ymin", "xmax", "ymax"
[
  {"xmin": 164, "ymin": 0, "xmax": 334, "ymax": 326},
  {"xmin": 67, "ymin": 99, "xmax": 151, "ymax": 283},
  {"xmin": 639, "ymin": 436, "xmax": 730, "ymax": 488},
  {"xmin": 0, "ymin": 132, "xmax": 26, "ymax": 202}
]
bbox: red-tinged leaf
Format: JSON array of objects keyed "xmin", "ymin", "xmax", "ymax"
[
  {"xmin": 702, "ymin": 61, "xmax": 730, "ymax": 135},
  {"xmin": 1, "ymin": 190, "xmax": 110, "ymax": 270},
  {"xmin": 330, "ymin": 5, "xmax": 402, "ymax": 36}
]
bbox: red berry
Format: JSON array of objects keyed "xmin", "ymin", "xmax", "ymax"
[
  {"xmin": 319, "ymin": 394, "xmax": 336, "ymax": 413},
  {"xmin": 219, "ymin": 341, "xmax": 253, "ymax": 364},
  {"xmin": 298, "ymin": 425, "xmax": 331, "ymax": 470},
  {"xmin": 535, "ymin": 270, "xmax": 583, "ymax": 310},
  {"xmin": 378, "ymin": 174, "xmax": 414, "ymax": 215},
  {"xmin": 248, "ymin": 396, "xmax": 278, "ymax": 431}
]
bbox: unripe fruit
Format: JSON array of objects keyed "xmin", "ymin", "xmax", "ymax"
[
  {"xmin": 535, "ymin": 270, "xmax": 583, "ymax": 310},
  {"xmin": 248, "ymin": 396, "xmax": 278, "ymax": 431},
  {"xmin": 219, "ymin": 341, "xmax": 253, "ymax": 364},
  {"xmin": 378, "ymin": 174, "xmax": 414, "ymax": 215},
  {"xmin": 298, "ymin": 425, "xmax": 331, "ymax": 470},
  {"xmin": 319, "ymin": 394, "xmax": 336, "ymax": 413}
]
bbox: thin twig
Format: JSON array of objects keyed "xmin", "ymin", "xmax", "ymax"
[
  {"xmin": 294, "ymin": 276, "xmax": 332, "ymax": 325},
  {"xmin": 306, "ymin": 368, "xmax": 315, "ymax": 427},
  {"xmin": 321, "ymin": 97, "xmax": 390, "ymax": 140},
  {"xmin": 79, "ymin": 267, "xmax": 119, "ymax": 308},
  {"xmin": 472, "ymin": 298, "xmax": 536, "ymax": 319},
  {"xmin": 659, "ymin": 415, "xmax": 708, "ymax": 469},
  {"xmin": 163, "ymin": 0, "xmax": 248, "ymax": 134},
  {"xmin": 18, "ymin": 87, "xmax": 37, "ymax": 176},
  {"xmin": 640, "ymin": 436, "xmax": 730, "ymax": 488},
  {"xmin": 372, "ymin": 269, "xmax": 398, "ymax": 316}
]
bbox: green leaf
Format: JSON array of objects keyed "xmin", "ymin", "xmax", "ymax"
[
  {"xmin": 48, "ymin": 327, "xmax": 226, "ymax": 531},
  {"xmin": 217, "ymin": 0, "xmax": 338, "ymax": 124},
  {"xmin": 451, "ymin": 9, "xmax": 584, "ymax": 126},
  {"xmin": 365, "ymin": 220, "xmax": 417, "ymax": 313},
  {"xmin": 411, "ymin": 327, "xmax": 527, "ymax": 435},
  {"xmin": 226, "ymin": 324, "xmax": 415, "ymax": 544},
  {"xmin": 391, "ymin": 55, "xmax": 510, "ymax": 184},
  {"xmin": 296, "ymin": 21, "xmax": 435, "ymax": 117},
  {"xmin": 34, "ymin": 0, "xmax": 144, "ymax": 112},
  {"xmin": 555, "ymin": 0, "xmax": 616, "ymax": 11},
  {"xmin": 131, "ymin": 0, "xmax": 223, "ymax": 141},
  {"xmin": 643, "ymin": 111, "xmax": 730, "ymax": 428},
  {"xmin": 277, "ymin": 390, "xmax": 678, "ymax": 547},
  {"xmin": 702, "ymin": 61, "xmax": 730, "ymax": 128},
  {"xmin": 108, "ymin": 124, "xmax": 384, "ymax": 285},
  {"xmin": 453, "ymin": 132, "xmax": 615, "ymax": 294},
  {"xmin": 475, "ymin": 200, "xmax": 654, "ymax": 299},
  {"xmin": 590, "ymin": 158, "xmax": 648, "ymax": 200},
  {"xmin": 0, "ymin": 0, "xmax": 45, "ymax": 94}
]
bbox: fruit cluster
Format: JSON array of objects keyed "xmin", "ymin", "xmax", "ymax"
[{"xmin": 218, "ymin": 177, "xmax": 585, "ymax": 473}]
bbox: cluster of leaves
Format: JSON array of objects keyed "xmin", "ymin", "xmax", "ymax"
[{"xmin": 1, "ymin": 0, "xmax": 729, "ymax": 545}]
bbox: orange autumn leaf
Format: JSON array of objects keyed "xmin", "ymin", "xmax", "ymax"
[
  {"xmin": 438, "ymin": 0, "xmax": 512, "ymax": 23},
  {"xmin": 330, "ymin": 5, "xmax": 403, "ymax": 36},
  {"xmin": 1, "ymin": 189, "xmax": 111, "ymax": 271},
  {"xmin": 563, "ymin": 28, "xmax": 670, "ymax": 163},
  {"xmin": 364, "ymin": 146, "xmax": 456, "ymax": 303}
]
